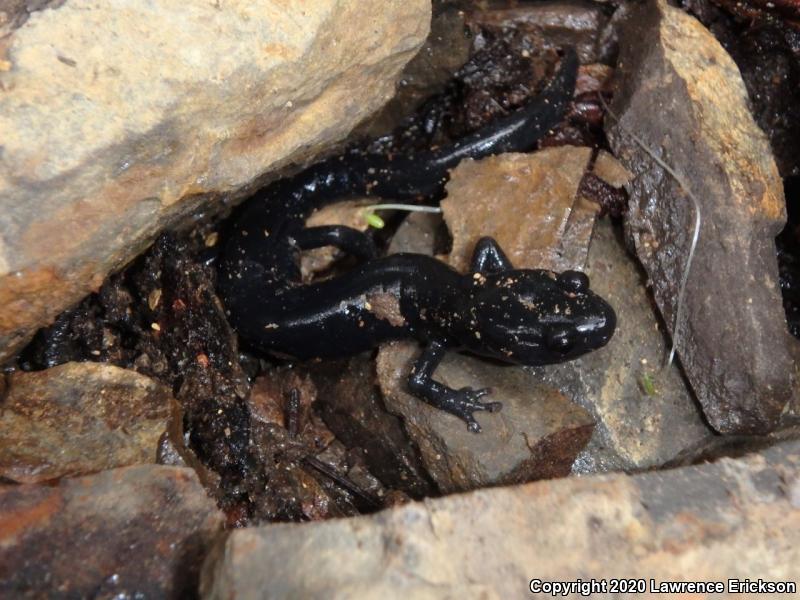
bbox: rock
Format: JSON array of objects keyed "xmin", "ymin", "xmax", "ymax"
[
  {"xmin": 310, "ymin": 357, "xmax": 434, "ymax": 498},
  {"xmin": 467, "ymin": 0, "xmax": 610, "ymax": 64},
  {"xmin": 200, "ymin": 439, "xmax": 800, "ymax": 599},
  {"xmin": 386, "ymin": 211, "xmax": 444, "ymax": 256},
  {"xmin": 0, "ymin": 362, "xmax": 177, "ymax": 483},
  {"xmin": 606, "ymin": 0, "xmax": 793, "ymax": 433},
  {"xmin": 0, "ymin": 0, "xmax": 430, "ymax": 361},
  {"xmin": 441, "ymin": 146, "xmax": 597, "ymax": 273},
  {"xmin": 376, "ymin": 342, "xmax": 594, "ymax": 493},
  {"xmin": 538, "ymin": 219, "xmax": 715, "ymax": 473},
  {"xmin": 0, "ymin": 465, "xmax": 223, "ymax": 598},
  {"xmin": 688, "ymin": 1, "xmax": 800, "ymax": 177}
]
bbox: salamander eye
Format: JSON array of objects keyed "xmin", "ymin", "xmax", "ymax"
[
  {"xmin": 546, "ymin": 325, "xmax": 574, "ymax": 354},
  {"xmin": 557, "ymin": 270, "xmax": 589, "ymax": 294}
]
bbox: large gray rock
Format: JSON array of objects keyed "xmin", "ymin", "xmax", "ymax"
[
  {"xmin": 0, "ymin": 0, "xmax": 430, "ymax": 360},
  {"xmin": 541, "ymin": 219, "xmax": 714, "ymax": 473},
  {"xmin": 200, "ymin": 440, "xmax": 800, "ymax": 599},
  {"xmin": 606, "ymin": 0, "xmax": 793, "ymax": 433}
]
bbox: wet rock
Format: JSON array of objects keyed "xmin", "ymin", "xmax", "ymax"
[
  {"xmin": 200, "ymin": 439, "xmax": 800, "ymax": 599},
  {"xmin": 539, "ymin": 220, "xmax": 714, "ymax": 473},
  {"xmin": 467, "ymin": 0, "xmax": 610, "ymax": 64},
  {"xmin": 0, "ymin": 0, "xmax": 430, "ymax": 361},
  {"xmin": 0, "ymin": 465, "xmax": 223, "ymax": 598},
  {"xmin": 376, "ymin": 342, "xmax": 594, "ymax": 493},
  {"xmin": 441, "ymin": 146, "xmax": 597, "ymax": 273},
  {"xmin": 688, "ymin": 0, "xmax": 800, "ymax": 177},
  {"xmin": 0, "ymin": 362, "xmax": 177, "ymax": 483},
  {"xmin": 606, "ymin": 0, "xmax": 793, "ymax": 433},
  {"xmin": 311, "ymin": 357, "xmax": 434, "ymax": 498}
]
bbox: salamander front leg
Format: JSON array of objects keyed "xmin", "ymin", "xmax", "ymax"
[
  {"xmin": 407, "ymin": 339, "xmax": 502, "ymax": 433},
  {"xmin": 293, "ymin": 225, "xmax": 377, "ymax": 262},
  {"xmin": 470, "ymin": 237, "xmax": 514, "ymax": 274}
]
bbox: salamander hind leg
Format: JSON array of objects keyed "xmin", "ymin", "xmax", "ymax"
[
  {"xmin": 293, "ymin": 225, "xmax": 377, "ymax": 262},
  {"xmin": 407, "ymin": 340, "xmax": 502, "ymax": 433}
]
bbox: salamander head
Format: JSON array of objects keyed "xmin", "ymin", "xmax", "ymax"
[{"xmin": 458, "ymin": 269, "xmax": 616, "ymax": 365}]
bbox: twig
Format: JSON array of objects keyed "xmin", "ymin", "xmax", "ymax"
[
  {"xmin": 364, "ymin": 204, "xmax": 442, "ymax": 213},
  {"xmin": 303, "ymin": 456, "xmax": 381, "ymax": 508}
]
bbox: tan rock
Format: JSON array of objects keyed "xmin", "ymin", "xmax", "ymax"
[
  {"xmin": 0, "ymin": 362, "xmax": 177, "ymax": 483},
  {"xmin": 0, "ymin": 0, "xmax": 430, "ymax": 360},
  {"xmin": 441, "ymin": 146, "xmax": 597, "ymax": 273},
  {"xmin": 200, "ymin": 439, "xmax": 800, "ymax": 599},
  {"xmin": 606, "ymin": 0, "xmax": 792, "ymax": 433}
]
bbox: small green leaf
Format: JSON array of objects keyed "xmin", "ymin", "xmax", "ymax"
[
  {"xmin": 364, "ymin": 212, "xmax": 385, "ymax": 229},
  {"xmin": 640, "ymin": 371, "xmax": 656, "ymax": 396}
]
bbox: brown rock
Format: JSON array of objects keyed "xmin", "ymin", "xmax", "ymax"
[
  {"xmin": 606, "ymin": 0, "xmax": 793, "ymax": 433},
  {"xmin": 201, "ymin": 439, "xmax": 800, "ymax": 599},
  {"xmin": 0, "ymin": 362, "xmax": 176, "ymax": 483},
  {"xmin": 441, "ymin": 147, "xmax": 597, "ymax": 273},
  {"xmin": 376, "ymin": 341, "xmax": 594, "ymax": 493},
  {"xmin": 0, "ymin": 465, "xmax": 223, "ymax": 598},
  {"xmin": 0, "ymin": 0, "xmax": 430, "ymax": 361}
]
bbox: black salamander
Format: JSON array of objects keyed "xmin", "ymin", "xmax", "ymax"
[{"xmin": 218, "ymin": 49, "xmax": 616, "ymax": 432}]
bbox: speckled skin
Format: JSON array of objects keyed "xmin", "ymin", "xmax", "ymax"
[{"xmin": 218, "ymin": 49, "xmax": 616, "ymax": 431}]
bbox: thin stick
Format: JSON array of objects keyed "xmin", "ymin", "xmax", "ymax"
[
  {"xmin": 303, "ymin": 456, "xmax": 380, "ymax": 508},
  {"xmin": 600, "ymin": 95, "xmax": 702, "ymax": 367},
  {"xmin": 365, "ymin": 203, "xmax": 442, "ymax": 213}
]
